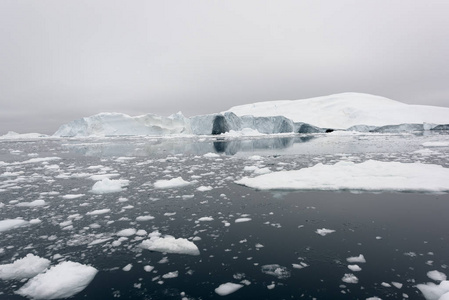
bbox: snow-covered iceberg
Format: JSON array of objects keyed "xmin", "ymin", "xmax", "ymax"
[{"xmin": 52, "ymin": 93, "xmax": 449, "ymax": 137}]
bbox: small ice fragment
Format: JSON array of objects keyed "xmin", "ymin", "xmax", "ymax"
[
  {"xmin": 154, "ymin": 177, "xmax": 191, "ymax": 189},
  {"xmin": 197, "ymin": 217, "xmax": 214, "ymax": 222},
  {"xmin": 348, "ymin": 265, "xmax": 362, "ymax": 272},
  {"xmin": 144, "ymin": 265, "xmax": 154, "ymax": 272},
  {"xmin": 214, "ymin": 282, "xmax": 244, "ymax": 296},
  {"xmin": 116, "ymin": 228, "xmax": 136, "ymax": 237},
  {"xmin": 316, "ymin": 228, "xmax": 336, "ymax": 236},
  {"xmin": 91, "ymin": 178, "xmax": 128, "ymax": 194},
  {"xmin": 235, "ymin": 218, "xmax": 252, "ymax": 223},
  {"xmin": 162, "ymin": 271, "xmax": 178, "ymax": 279},
  {"xmin": 342, "ymin": 273, "xmax": 358, "ymax": 284},
  {"xmin": 136, "ymin": 215, "xmax": 155, "ymax": 221},
  {"xmin": 427, "ymin": 270, "xmax": 447, "ymax": 281},
  {"xmin": 122, "ymin": 264, "xmax": 132, "ymax": 271},
  {"xmin": 346, "ymin": 254, "xmax": 366, "ymax": 263}
]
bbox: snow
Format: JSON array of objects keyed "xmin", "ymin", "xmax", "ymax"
[
  {"xmin": 215, "ymin": 282, "xmax": 244, "ymax": 296},
  {"xmin": 417, "ymin": 280, "xmax": 449, "ymax": 300},
  {"xmin": 347, "ymin": 255, "xmax": 367, "ymax": 263},
  {"xmin": 140, "ymin": 231, "xmax": 200, "ymax": 256},
  {"xmin": 0, "ymin": 218, "xmax": 29, "ymax": 232},
  {"xmin": 226, "ymin": 93, "xmax": 449, "ymax": 129},
  {"xmin": 236, "ymin": 160, "xmax": 449, "ymax": 193},
  {"xmin": 15, "ymin": 261, "xmax": 98, "ymax": 299},
  {"xmin": 91, "ymin": 178, "xmax": 129, "ymax": 194},
  {"xmin": 428, "ymin": 270, "xmax": 447, "ymax": 281},
  {"xmin": 154, "ymin": 177, "xmax": 192, "ymax": 189},
  {"xmin": 316, "ymin": 228, "xmax": 336, "ymax": 236},
  {"xmin": 0, "ymin": 254, "xmax": 50, "ymax": 280}
]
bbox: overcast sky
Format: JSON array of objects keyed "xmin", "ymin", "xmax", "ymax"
[{"xmin": 1, "ymin": 0, "xmax": 448, "ymax": 134}]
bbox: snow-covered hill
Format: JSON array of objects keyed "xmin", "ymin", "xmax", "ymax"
[
  {"xmin": 51, "ymin": 93, "xmax": 449, "ymax": 137},
  {"xmin": 225, "ymin": 93, "xmax": 449, "ymax": 129}
]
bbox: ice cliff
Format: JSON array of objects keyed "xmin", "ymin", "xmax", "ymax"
[{"xmin": 53, "ymin": 93, "xmax": 449, "ymax": 137}]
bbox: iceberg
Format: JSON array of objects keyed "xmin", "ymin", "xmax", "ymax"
[{"xmin": 51, "ymin": 93, "xmax": 449, "ymax": 137}]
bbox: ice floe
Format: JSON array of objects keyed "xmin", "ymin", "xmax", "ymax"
[
  {"xmin": 236, "ymin": 160, "xmax": 449, "ymax": 193},
  {"xmin": 15, "ymin": 261, "xmax": 98, "ymax": 299},
  {"xmin": 153, "ymin": 177, "xmax": 192, "ymax": 189},
  {"xmin": 316, "ymin": 228, "xmax": 336, "ymax": 236},
  {"xmin": 0, "ymin": 218, "xmax": 29, "ymax": 232},
  {"xmin": 139, "ymin": 231, "xmax": 200, "ymax": 256},
  {"xmin": 215, "ymin": 282, "xmax": 244, "ymax": 296},
  {"xmin": 91, "ymin": 178, "xmax": 129, "ymax": 194},
  {"xmin": 0, "ymin": 254, "xmax": 50, "ymax": 280}
]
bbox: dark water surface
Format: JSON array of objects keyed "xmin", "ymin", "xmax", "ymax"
[{"xmin": 1, "ymin": 134, "xmax": 449, "ymax": 300}]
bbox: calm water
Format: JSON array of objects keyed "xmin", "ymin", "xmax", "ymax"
[{"xmin": 1, "ymin": 133, "xmax": 449, "ymax": 300}]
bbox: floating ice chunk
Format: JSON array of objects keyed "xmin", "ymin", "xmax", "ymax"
[
  {"xmin": 117, "ymin": 228, "xmax": 136, "ymax": 237},
  {"xmin": 136, "ymin": 230, "xmax": 147, "ymax": 236},
  {"xmin": 197, "ymin": 217, "xmax": 214, "ymax": 222},
  {"xmin": 154, "ymin": 177, "xmax": 191, "ymax": 189},
  {"xmin": 140, "ymin": 232, "xmax": 200, "ymax": 256},
  {"xmin": 235, "ymin": 218, "xmax": 252, "ymax": 223},
  {"xmin": 381, "ymin": 282, "xmax": 392, "ymax": 287},
  {"xmin": 88, "ymin": 238, "xmax": 112, "ymax": 246},
  {"xmin": 366, "ymin": 297, "xmax": 382, "ymax": 300},
  {"xmin": 15, "ymin": 157, "xmax": 61, "ymax": 165},
  {"xmin": 162, "ymin": 271, "xmax": 178, "ymax": 279},
  {"xmin": 91, "ymin": 178, "xmax": 129, "ymax": 194},
  {"xmin": 16, "ymin": 261, "xmax": 98, "ymax": 299},
  {"xmin": 346, "ymin": 254, "xmax": 366, "ymax": 263},
  {"xmin": 144, "ymin": 265, "xmax": 154, "ymax": 272},
  {"xmin": 348, "ymin": 265, "xmax": 362, "ymax": 272},
  {"xmin": 267, "ymin": 282, "xmax": 276, "ymax": 289},
  {"xmin": 62, "ymin": 194, "xmax": 85, "ymax": 199},
  {"xmin": 16, "ymin": 200, "xmax": 46, "ymax": 207},
  {"xmin": 392, "ymin": 282, "xmax": 403, "ymax": 289},
  {"xmin": 422, "ymin": 142, "xmax": 449, "ymax": 147},
  {"xmin": 428, "ymin": 270, "xmax": 447, "ymax": 282},
  {"xmin": 136, "ymin": 215, "xmax": 155, "ymax": 221},
  {"xmin": 29, "ymin": 218, "xmax": 42, "ymax": 224},
  {"xmin": 342, "ymin": 273, "xmax": 359, "ymax": 284},
  {"xmin": 261, "ymin": 264, "xmax": 290, "ymax": 279},
  {"xmin": 254, "ymin": 167, "xmax": 271, "ymax": 175},
  {"xmin": 235, "ymin": 160, "xmax": 449, "ymax": 193},
  {"xmin": 86, "ymin": 209, "xmax": 110, "ymax": 215},
  {"xmin": 197, "ymin": 186, "xmax": 213, "ymax": 192},
  {"xmin": 417, "ymin": 280, "xmax": 449, "ymax": 300},
  {"xmin": 0, "ymin": 254, "xmax": 50, "ymax": 280},
  {"xmin": 0, "ymin": 218, "xmax": 28, "ymax": 232},
  {"xmin": 316, "ymin": 228, "xmax": 336, "ymax": 236},
  {"xmin": 215, "ymin": 282, "xmax": 244, "ymax": 296},
  {"xmin": 203, "ymin": 152, "xmax": 220, "ymax": 158},
  {"xmin": 292, "ymin": 262, "xmax": 309, "ymax": 269},
  {"xmin": 122, "ymin": 264, "xmax": 132, "ymax": 271}
]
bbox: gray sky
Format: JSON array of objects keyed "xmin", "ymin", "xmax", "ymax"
[{"xmin": 1, "ymin": 0, "xmax": 449, "ymax": 134}]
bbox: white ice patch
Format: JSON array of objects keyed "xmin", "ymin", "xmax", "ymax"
[
  {"xmin": 417, "ymin": 280, "xmax": 449, "ymax": 300},
  {"xmin": 235, "ymin": 218, "xmax": 252, "ymax": 223},
  {"xmin": 0, "ymin": 254, "xmax": 50, "ymax": 280},
  {"xmin": 348, "ymin": 265, "xmax": 362, "ymax": 272},
  {"xmin": 16, "ymin": 200, "xmax": 46, "ymax": 207},
  {"xmin": 427, "ymin": 270, "xmax": 447, "ymax": 282},
  {"xmin": 15, "ymin": 261, "xmax": 98, "ymax": 299},
  {"xmin": 140, "ymin": 231, "xmax": 200, "ymax": 256},
  {"xmin": 91, "ymin": 178, "xmax": 129, "ymax": 194},
  {"xmin": 86, "ymin": 209, "xmax": 111, "ymax": 215},
  {"xmin": 153, "ymin": 177, "xmax": 192, "ymax": 189},
  {"xmin": 116, "ymin": 228, "xmax": 137, "ymax": 237},
  {"xmin": 346, "ymin": 254, "xmax": 366, "ymax": 263},
  {"xmin": 197, "ymin": 217, "xmax": 214, "ymax": 222},
  {"xmin": 316, "ymin": 228, "xmax": 336, "ymax": 236},
  {"xmin": 197, "ymin": 186, "xmax": 213, "ymax": 192},
  {"xmin": 0, "ymin": 218, "xmax": 29, "ymax": 232},
  {"xmin": 162, "ymin": 271, "xmax": 178, "ymax": 279},
  {"xmin": 235, "ymin": 160, "xmax": 449, "ymax": 193},
  {"xmin": 261, "ymin": 264, "xmax": 290, "ymax": 279},
  {"xmin": 136, "ymin": 215, "xmax": 155, "ymax": 221},
  {"xmin": 422, "ymin": 142, "xmax": 449, "ymax": 147},
  {"xmin": 203, "ymin": 152, "xmax": 220, "ymax": 158},
  {"xmin": 215, "ymin": 282, "xmax": 244, "ymax": 296},
  {"xmin": 342, "ymin": 273, "xmax": 359, "ymax": 284},
  {"xmin": 62, "ymin": 194, "xmax": 85, "ymax": 199}
]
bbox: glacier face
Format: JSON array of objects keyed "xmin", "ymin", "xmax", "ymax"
[{"xmin": 52, "ymin": 93, "xmax": 449, "ymax": 137}]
